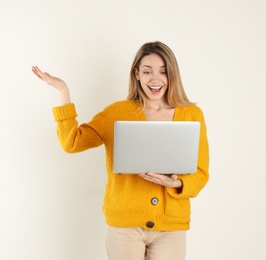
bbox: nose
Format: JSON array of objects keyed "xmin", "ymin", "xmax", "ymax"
[{"xmin": 150, "ymin": 72, "xmax": 161, "ymax": 82}]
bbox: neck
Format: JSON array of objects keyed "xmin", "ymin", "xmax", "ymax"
[{"xmin": 146, "ymin": 100, "xmax": 172, "ymax": 111}]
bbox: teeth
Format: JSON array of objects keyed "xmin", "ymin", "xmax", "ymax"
[{"xmin": 149, "ymin": 86, "xmax": 161, "ymax": 89}]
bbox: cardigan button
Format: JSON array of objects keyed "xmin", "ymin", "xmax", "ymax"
[
  {"xmin": 151, "ymin": 197, "xmax": 159, "ymax": 205},
  {"xmin": 146, "ymin": 221, "xmax": 155, "ymax": 228}
]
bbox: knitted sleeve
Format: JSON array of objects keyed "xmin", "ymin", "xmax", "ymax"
[
  {"xmin": 52, "ymin": 103, "xmax": 107, "ymax": 153},
  {"xmin": 167, "ymin": 106, "xmax": 210, "ymax": 199}
]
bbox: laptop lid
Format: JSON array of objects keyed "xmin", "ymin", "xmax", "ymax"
[{"xmin": 113, "ymin": 121, "xmax": 200, "ymax": 174}]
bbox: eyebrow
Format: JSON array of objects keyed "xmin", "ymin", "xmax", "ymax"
[{"xmin": 141, "ymin": 65, "xmax": 166, "ymax": 69}]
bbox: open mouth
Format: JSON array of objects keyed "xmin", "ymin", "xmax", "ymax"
[{"xmin": 149, "ymin": 86, "xmax": 163, "ymax": 94}]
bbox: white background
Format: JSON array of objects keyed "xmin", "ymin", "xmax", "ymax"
[{"xmin": 1, "ymin": 0, "xmax": 265, "ymax": 259}]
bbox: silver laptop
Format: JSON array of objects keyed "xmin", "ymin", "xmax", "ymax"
[{"xmin": 113, "ymin": 121, "xmax": 200, "ymax": 174}]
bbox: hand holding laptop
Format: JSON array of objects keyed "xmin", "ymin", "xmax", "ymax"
[{"xmin": 139, "ymin": 172, "xmax": 182, "ymax": 188}]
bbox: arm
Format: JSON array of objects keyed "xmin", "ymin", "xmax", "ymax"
[
  {"xmin": 52, "ymin": 104, "xmax": 105, "ymax": 153},
  {"xmin": 139, "ymin": 107, "xmax": 209, "ymax": 197},
  {"xmin": 32, "ymin": 66, "xmax": 71, "ymax": 105},
  {"xmin": 168, "ymin": 107, "xmax": 210, "ymax": 199},
  {"xmin": 32, "ymin": 66, "xmax": 105, "ymax": 153}
]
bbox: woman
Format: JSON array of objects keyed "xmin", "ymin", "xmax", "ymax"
[{"xmin": 32, "ymin": 41, "xmax": 209, "ymax": 260}]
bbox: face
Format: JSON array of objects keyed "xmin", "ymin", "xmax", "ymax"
[{"xmin": 135, "ymin": 53, "xmax": 168, "ymax": 103}]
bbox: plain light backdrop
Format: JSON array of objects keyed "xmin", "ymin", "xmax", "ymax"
[{"xmin": 1, "ymin": 0, "xmax": 265, "ymax": 259}]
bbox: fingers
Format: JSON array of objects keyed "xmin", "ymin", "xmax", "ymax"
[
  {"xmin": 32, "ymin": 66, "xmax": 41, "ymax": 75},
  {"xmin": 139, "ymin": 172, "xmax": 158, "ymax": 182},
  {"xmin": 32, "ymin": 66, "xmax": 55, "ymax": 86},
  {"xmin": 32, "ymin": 66, "xmax": 45, "ymax": 81},
  {"xmin": 139, "ymin": 172, "xmax": 162, "ymax": 182},
  {"xmin": 141, "ymin": 172, "xmax": 177, "ymax": 180},
  {"xmin": 139, "ymin": 172, "xmax": 179, "ymax": 188}
]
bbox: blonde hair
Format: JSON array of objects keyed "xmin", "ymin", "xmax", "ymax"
[{"xmin": 127, "ymin": 41, "xmax": 195, "ymax": 109}]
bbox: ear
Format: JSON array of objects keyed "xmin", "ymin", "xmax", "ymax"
[{"xmin": 134, "ymin": 68, "xmax": 140, "ymax": 80}]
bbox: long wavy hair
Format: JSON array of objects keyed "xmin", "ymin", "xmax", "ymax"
[{"xmin": 127, "ymin": 41, "xmax": 195, "ymax": 109}]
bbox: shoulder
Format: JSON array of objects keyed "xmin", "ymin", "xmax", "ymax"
[
  {"xmin": 184, "ymin": 105, "xmax": 204, "ymax": 115},
  {"xmin": 93, "ymin": 100, "xmax": 141, "ymax": 120},
  {"xmin": 175, "ymin": 105, "xmax": 205, "ymax": 121},
  {"xmin": 104, "ymin": 100, "xmax": 140, "ymax": 111}
]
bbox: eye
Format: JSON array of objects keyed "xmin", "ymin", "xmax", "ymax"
[
  {"xmin": 161, "ymin": 71, "xmax": 167, "ymax": 75},
  {"xmin": 143, "ymin": 71, "xmax": 150, "ymax": 74}
]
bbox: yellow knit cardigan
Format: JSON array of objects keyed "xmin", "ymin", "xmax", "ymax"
[{"xmin": 52, "ymin": 100, "xmax": 209, "ymax": 231}]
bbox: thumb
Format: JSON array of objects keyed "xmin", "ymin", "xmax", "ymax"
[{"xmin": 171, "ymin": 174, "xmax": 178, "ymax": 180}]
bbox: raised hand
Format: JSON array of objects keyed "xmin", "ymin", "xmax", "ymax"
[
  {"xmin": 32, "ymin": 66, "xmax": 71, "ymax": 104},
  {"xmin": 32, "ymin": 66, "xmax": 68, "ymax": 92}
]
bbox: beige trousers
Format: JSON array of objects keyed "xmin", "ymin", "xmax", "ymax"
[{"xmin": 105, "ymin": 225, "xmax": 186, "ymax": 260}]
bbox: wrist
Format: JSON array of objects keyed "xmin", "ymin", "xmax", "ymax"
[{"xmin": 60, "ymin": 87, "xmax": 71, "ymax": 105}]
